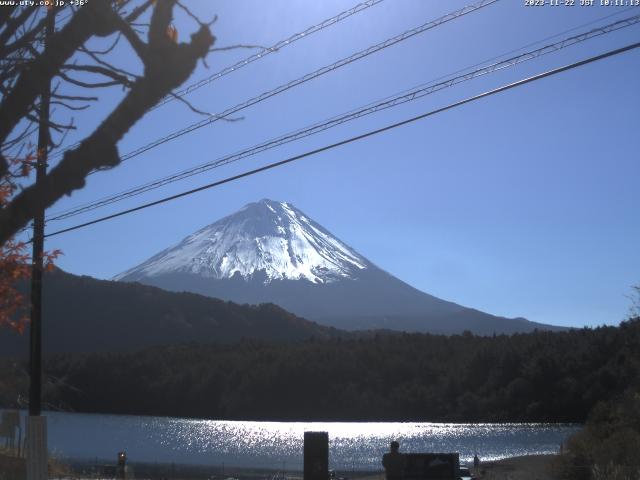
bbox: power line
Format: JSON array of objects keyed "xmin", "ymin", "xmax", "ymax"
[
  {"xmin": 153, "ymin": 0, "xmax": 385, "ymax": 110},
  {"xmin": 49, "ymin": 0, "xmax": 386, "ymax": 158},
  {"xmin": 46, "ymin": 13, "xmax": 640, "ymax": 222},
  {"xmin": 48, "ymin": 0, "xmax": 384, "ymax": 158},
  {"xmin": 42, "ymin": 40, "xmax": 640, "ymax": 240},
  {"xmin": 47, "ymin": 12, "xmax": 640, "ymax": 221},
  {"xmin": 85, "ymin": 0, "xmax": 499, "ymax": 167},
  {"xmin": 45, "ymin": 0, "xmax": 498, "ymax": 219}
]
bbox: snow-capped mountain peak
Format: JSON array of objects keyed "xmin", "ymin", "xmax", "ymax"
[{"xmin": 115, "ymin": 199, "xmax": 369, "ymax": 284}]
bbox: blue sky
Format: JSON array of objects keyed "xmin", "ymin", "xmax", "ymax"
[{"xmin": 35, "ymin": 0, "xmax": 640, "ymax": 328}]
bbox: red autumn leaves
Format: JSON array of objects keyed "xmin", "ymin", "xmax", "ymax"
[{"xmin": 0, "ymin": 154, "xmax": 60, "ymax": 334}]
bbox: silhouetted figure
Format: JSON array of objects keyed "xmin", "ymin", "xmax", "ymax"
[
  {"xmin": 473, "ymin": 454, "xmax": 480, "ymax": 468},
  {"xmin": 382, "ymin": 441, "xmax": 406, "ymax": 480}
]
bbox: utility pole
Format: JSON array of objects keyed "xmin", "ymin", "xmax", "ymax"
[{"xmin": 27, "ymin": 8, "xmax": 54, "ymax": 480}]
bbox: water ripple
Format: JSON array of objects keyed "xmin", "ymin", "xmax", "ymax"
[{"xmin": 18, "ymin": 411, "xmax": 580, "ymax": 469}]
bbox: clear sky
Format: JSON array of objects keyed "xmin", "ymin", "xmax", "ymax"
[{"xmin": 33, "ymin": 0, "xmax": 640, "ymax": 329}]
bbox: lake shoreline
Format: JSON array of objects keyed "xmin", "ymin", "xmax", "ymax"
[
  {"xmin": 4, "ymin": 450, "xmax": 559, "ymax": 480},
  {"xmin": 56, "ymin": 454, "xmax": 558, "ymax": 480},
  {"xmin": 473, "ymin": 454, "xmax": 556, "ymax": 480},
  {"xmin": 62, "ymin": 458, "xmax": 377, "ymax": 480},
  {"xmin": 3, "ymin": 409, "xmax": 574, "ymax": 475}
]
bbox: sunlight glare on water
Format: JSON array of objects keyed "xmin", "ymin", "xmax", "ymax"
[{"xmin": 34, "ymin": 411, "xmax": 580, "ymax": 469}]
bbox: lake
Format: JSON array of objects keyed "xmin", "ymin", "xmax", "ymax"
[{"xmin": 16, "ymin": 411, "xmax": 580, "ymax": 470}]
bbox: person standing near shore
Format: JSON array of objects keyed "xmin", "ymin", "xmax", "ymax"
[{"xmin": 382, "ymin": 441, "xmax": 406, "ymax": 480}]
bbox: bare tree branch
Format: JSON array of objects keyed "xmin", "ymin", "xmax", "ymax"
[
  {"xmin": 113, "ymin": 14, "xmax": 148, "ymax": 61},
  {"xmin": 167, "ymin": 91, "xmax": 211, "ymax": 116},
  {"xmin": 51, "ymin": 93, "xmax": 99, "ymax": 102},
  {"xmin": 61, "ymin": 64, "xmax": 136, "ymax": 87},
  {"xmin": 0, "ymin": 0, "xmax": 215, "ymax": 244},
  {"xmin": 0, "ymin": 7, "xmax": 38, "ymax": 52},
  {"xmin": 25, "ymin": 113, "xmax": 75, "ymax": 134},
  {"xmin": 210, "ymin": 44, "xmax": 267, "ymax": 53},
  {"xmin": 78, "ymin": 45, "xmax": 138, "ymax": 82},
  {"xmin": 124, "ymin": 0, "xmax": 155, "ymax": 23},
  {"xmin": 81, "ymin": 32, "xmax": 123, "ymax": 56},
  {"xmin": 1, "ymin": 14, "xmax": 47, "ymax": 58},
  {"xmin": 50, "ymin": 100, "xmax": 91, "ymax": 112},
  {"xmin": 176, "ymin": 1, "xmax": 217, "ymax": 28},
  {"xmin": 0, "ymin": 5, "xmax": 18, "ymax": 29},
  {"xmin": 0, "ymin": 0, "xmax": 122, "ymax": 175},
  {"xmin": 57, "ymin": 71, "xmax": 126, "ymax": 89}
]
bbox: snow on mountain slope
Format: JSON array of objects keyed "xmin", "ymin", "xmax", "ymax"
[
  {"xmin": 114, "ymin": 199, "xmax": 564, "ymax": 335},
  {"xmin": 115, "ymin": 199, "xmax": 369, "ymax": 284}
]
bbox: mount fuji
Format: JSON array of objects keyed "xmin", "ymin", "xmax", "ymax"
[{"xmin": 115, "ymin": 199, "xmax": 561, "ymax": 335}]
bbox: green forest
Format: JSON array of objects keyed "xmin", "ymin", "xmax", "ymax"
[{"xmin": 1, "ymin": 318, "xmax": 639, "ymax": 423}]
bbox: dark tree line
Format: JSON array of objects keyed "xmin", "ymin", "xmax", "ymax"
[
  {"xmin": 553, "ymin": 390, "xmax": 640, "ymax": 479},
  {"xmin": 2, "ymin": 318, "xmax": 638, "ymax": 422}
]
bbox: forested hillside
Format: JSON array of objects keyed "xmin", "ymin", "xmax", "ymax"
[
  {"xmin": 0, "ymin": 269, "xmax": 338, "ymax": 356},
  {"xmin": 2, "ymin": 319, "xmax": 638, "ymax": 422}
]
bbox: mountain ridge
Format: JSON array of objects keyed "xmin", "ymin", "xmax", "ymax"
[
  {"xmin": 116, "ymin": 199, "xmax": 564, "ymax": 335},
  {"xmin": 0, "ymin": 269, "xmax": 339, "ymax": 356},
  {"xmin": 115, "ymin": 199, "xmax": 369, "ymax": 285}
]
